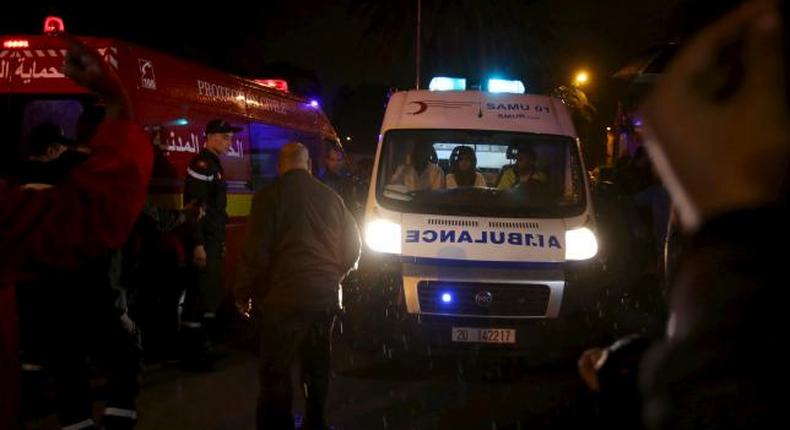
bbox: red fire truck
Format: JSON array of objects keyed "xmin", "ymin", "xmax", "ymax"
[{"xmin": 0, "ymin": 18, "xmax": 340, "ymax": 288}]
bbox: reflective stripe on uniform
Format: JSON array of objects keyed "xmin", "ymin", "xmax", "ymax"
[
  {"xmin": 182, "ymin": 321, "xmax": 202, "ymax": 329},
  {"xmin": 62, "ymin": 418, "xmax": 95, "ymax": 430},
  {"xmin": 187, "ymin": 167, "xmax": 214, "ymax": 181},
  {"xmin": 104, "ymin": 407, "xmax": 138, "ymax": 420}
]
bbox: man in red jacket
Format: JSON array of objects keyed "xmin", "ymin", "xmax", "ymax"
[{"xmin": 0, "ymin": 36, "xmax": 152, "ymax": 429}]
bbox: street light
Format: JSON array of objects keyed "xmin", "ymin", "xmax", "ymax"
[{"xmin": 574, "ymin": 70, "xmax": 589, "ymax": 87}]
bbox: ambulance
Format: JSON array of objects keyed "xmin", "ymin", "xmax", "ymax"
[{"xmin": 359, "ymin": 77, "xmax": 602, "ymax": 351}]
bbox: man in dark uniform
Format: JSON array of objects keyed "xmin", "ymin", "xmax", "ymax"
[
  {"xmin": 181, "ymin": 119, "xmax": 241, "ymax": 364},
  {"xmin": 235, "ymin": 141, "xmax": 361, "ymax": 430}
]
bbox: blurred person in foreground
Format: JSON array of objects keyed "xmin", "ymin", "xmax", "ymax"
[
  {"xmin": 579, "ymin": 1, "xmax": 789, "ymax": 428},
  {"xmin": 0, "ymin": 35, "xmax": 152, "ymax": 429}
]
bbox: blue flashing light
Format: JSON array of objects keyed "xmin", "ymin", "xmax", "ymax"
[
  {"xmin": 487, "ymin": 78, "xmax": 526, "ymax": 94},
  {"xmin": 429, "ymin": 77, "xmax": 467, "ymax": 91},
  {"xmin": 441, "ymin": 293, "xmax": 453, "ymax": 304},
  {"xmin": 309, "ymin": 100, "xmax": 320, "ymax": 108}
]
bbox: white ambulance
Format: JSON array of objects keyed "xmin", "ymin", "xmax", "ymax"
[{"xmin": 359, "ymin": 77, "xmax": 602, "ymax": 352}]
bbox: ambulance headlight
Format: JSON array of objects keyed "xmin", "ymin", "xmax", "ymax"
[
  {"xmin": 365, "ymin": 219, "xmax": 402, "ymax": 254},
  {"xmin": 565, "ymin": 227, "xmax": 598, "ymax": 261}
]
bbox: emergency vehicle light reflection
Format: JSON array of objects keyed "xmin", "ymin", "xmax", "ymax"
[
  {"xmin": 166, "ymin": 118, "xmax": 189, "ymax": 126},
  {"xmin": 3, "ymin": 40, "xmax": 29, "ymax": 48},
  {"xmin": 428, "ymin": 77, "xmax": 467, "ymax": 91},
  {"xmin": 487, "ymin": 78, "xmax": 526, "ymax": 94},
  {"xmin": 43, "ymin": 16, "xmax": 65, "ymax": 34}
]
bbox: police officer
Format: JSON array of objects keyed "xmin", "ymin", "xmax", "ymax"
[{"xmin": 181, "ymin": 119, "xmax": 240, "ymax": 366}]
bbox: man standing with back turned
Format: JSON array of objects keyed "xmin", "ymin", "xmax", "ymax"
[{"xmin": 235, "ymin": 141, "xmax": 361, "ymax": 430}]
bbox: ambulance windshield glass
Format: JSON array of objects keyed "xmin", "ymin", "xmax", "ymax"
[{"xmin": 377, "ymin": 129, "xmax": 586, "ymax": 217}]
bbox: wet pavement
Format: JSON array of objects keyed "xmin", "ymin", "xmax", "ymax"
[
  {"xmin": 134, "ymin": 342, "xmax": 589, "ymax": 430},
  {"xmin": 23, "ymin": 274, "xmax": 664, "ymax": 430},
  {"xmin": 136, "ymin": 274, "xmax": 663, "ymax": 430}
]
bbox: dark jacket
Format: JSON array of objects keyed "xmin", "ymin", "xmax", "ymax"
[
  {"xmin": 184, "ymin": 149, "xmax": 227, "ymax": 245},
  {"xmin": 235, "ymin": 169, "xmax": 361, "ymax": 310},
  {"xmin": 639, "ymin": 208, "xmax": 786, "ymax": 429},
  {"xmin": 320, "ymin": 170, "xmax": 354, "ymax": 204}
]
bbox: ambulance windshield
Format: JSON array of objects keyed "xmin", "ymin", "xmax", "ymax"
[{"xmin": 377, "ymin": 129, "xmax": 586, "ymax": 218}]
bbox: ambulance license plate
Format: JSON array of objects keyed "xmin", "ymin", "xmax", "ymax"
[{"xmin": 451, "ymin": 327, "xmax": 516, "ymax": 344}]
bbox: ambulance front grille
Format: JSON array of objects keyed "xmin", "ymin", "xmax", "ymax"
[
  {"xmin": 417, "ymin": 281, "xmax": 550, "ymax": 317},
  {"xmin": 426, "ymin": 218, "xmax": 479, "ymax": 227},
  {"xmin": 487, "ymin": 221, "xmax": 540, "ymax": 230}
]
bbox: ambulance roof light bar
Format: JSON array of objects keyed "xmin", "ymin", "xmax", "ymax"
[
  {"xmin": 428, "ymin": 77, "xmax": 466, "ymax": 91},
  {"xmin": 43, "ymin": 16, "xmax": 65, "ymax": 34},
  {"xmin": 487, "ymin": 78, "xmax": 526, "ymax": 94}
]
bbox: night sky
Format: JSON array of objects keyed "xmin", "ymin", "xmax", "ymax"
[{"xmin": 3, "ymin": 0, "xmax": 716, "ymax": 154}]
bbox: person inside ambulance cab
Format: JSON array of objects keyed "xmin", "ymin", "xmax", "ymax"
[
  {"xmin": 497, "ymin": 145, "xmax": 548, "ymax": 190},
  {"xmin": 389, "ymin": 140, "xmax": 445, "ymax": 191},
  {"xmin": 447, "ymin": 145, "xmax": 487, "ymax": 189}
]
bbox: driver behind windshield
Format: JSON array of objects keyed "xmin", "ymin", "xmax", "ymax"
[
  {"xmin": 497, "ymin": 145, "xmax": 547, "ymax": 190},
  {"xmin": 389, "ymin": 140, "xmax": 445, "ymax": 191}
]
